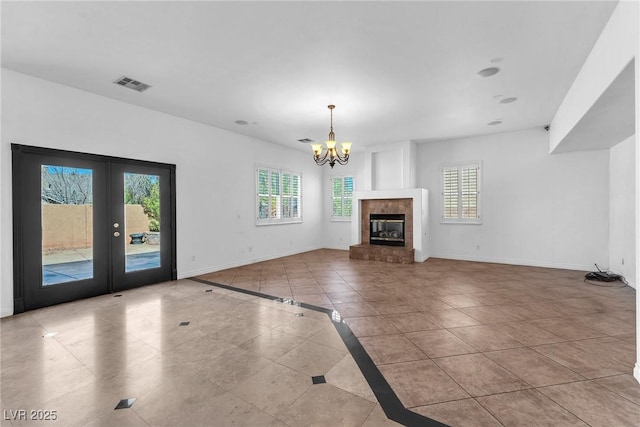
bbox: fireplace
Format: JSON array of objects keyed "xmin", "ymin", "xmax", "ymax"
[{"xmin": 370, "ymin": 214, "xmax": 405, "ymax": 247}]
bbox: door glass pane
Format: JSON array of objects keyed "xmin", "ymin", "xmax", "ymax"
[
  {"xmin": 41, "ymin": 165, "xmax": 94, "ymax": 286},
  {"xmin": 124, "ymin": 173, "xmax": 161, "ymax": 272}
]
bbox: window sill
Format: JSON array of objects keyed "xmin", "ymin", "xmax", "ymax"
[
  {"xmin": 256, "ymin": 219, "xmax": 303, "ymax": 226},
  {"xmin": 440, "ymin": 219, "xmax": 482, "ymax": 225}
]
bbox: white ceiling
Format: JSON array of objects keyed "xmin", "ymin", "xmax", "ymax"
[{"xmin": 1, "ymin": 1, "xmax": 619, "ymax": 152}]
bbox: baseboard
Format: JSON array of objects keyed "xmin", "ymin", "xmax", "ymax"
[
  {"xmin": 429, "ymin": 253, "xmax": 597, "ymax": 272},
  {"xmin": 1, "ymin": 308, "xmax": 14, "ymax": 318},
  {"xmin": 634, "ymin": 364, "xmax": 640, "ymax": 383},
  {"xmin": 178, "ymin": 244, "xmax": 324, "ymax": 279},
  {"xmin": 323, "ymin": 243, "xmax": 350, "ymax": 251}
]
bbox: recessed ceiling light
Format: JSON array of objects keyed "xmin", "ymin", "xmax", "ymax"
[
  {"xmin": 488, "ymin": 120, "xmax": 503, "ymax": 126},
  {"xmin": 234, "ymin": 120, "xmax": 249, "ymax": 125},
  {"xmin": 500, "ymin": 97, "xmax": 518, "ymax": 104},
  {"xmin": 477, "ymin": 67, "xmax": 500, "ymax": 78},
  {"xmin": 298, "ymin": 138, "xmax": 314, "ymax": 143}
]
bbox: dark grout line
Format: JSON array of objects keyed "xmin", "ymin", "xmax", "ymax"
[{"xmin": 189, "ymin": 277, "xmax": 449, "ymax": 427}]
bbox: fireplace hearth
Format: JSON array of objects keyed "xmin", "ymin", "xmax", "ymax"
[{"xmin": 370, "ymin": 214, "xmax": 405, "ymax": 247}]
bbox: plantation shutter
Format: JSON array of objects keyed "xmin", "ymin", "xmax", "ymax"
[
  {"xmin": 256, "ymin": 167, "xmax": 302, "ymax": 224},
  {"xmin": 332, "ymin": 177, "xmax": 343, "ymax": 217},
  {"xmin": 343, "ymin": 176, "xmax": 353, "ymax": 217},
  {"xmin": 331, "ymin": 176, "xmax": 354, "ymax": 219},
  {"xmin": 442, "ymin": 168, "xmax": 459, "ymax": 219},
  {"xmin": 292, "ymin": 174, "xmax": 300, "ymax": 218},
  {"xmin": 461, "ymin": 166, "xmax": 478, "ymax": 219},
  {"xmin": 257, "ymin": 168, "xmax": 270, "ymax": 220},
  {"xmin": 442, "ymin": 163, "xmax": 480, "ymax": 223}
]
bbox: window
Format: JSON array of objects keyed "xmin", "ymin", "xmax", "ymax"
[
  {"xmin": 256, "ymin": 167, "xmax": 301, "ymax": 224},
  {"xmin": 441, "ymin": 163, "xmax": 481, "ymax": 224},
  {"xmin": 331, "ymin": 176, "xmax": 354, "ymax": 220}
]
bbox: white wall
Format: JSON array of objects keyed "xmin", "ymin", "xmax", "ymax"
[
  {"xmin": 372, "ymin": 150, "xmax": 403, "ymax": 190},
  {"xmin": 609, "ymin": 135, "xmax": 636, "ymax": 288},
  {"xmin": 550, "ymin": 0, "xmax": 638, "ymax": 153},
  {"xmin": 417, "ymin": 128, "xmax": 610, "ymax": 270},
  {"xmin": 364, "ymin": 140, "xmax": 417, "ymax": 191},
  {"xmin": 1, "ymin": 69, "xmax": 324, "ymax": 316}
]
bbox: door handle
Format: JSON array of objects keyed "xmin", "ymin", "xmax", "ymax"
[{"xmin": 113, "ymin": 231, "xmax": 121, "ymax": 237}]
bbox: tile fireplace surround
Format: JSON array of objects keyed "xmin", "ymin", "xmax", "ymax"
[{"xmin": 349, "ymin": 189, "xmax": 429, "ymax": 264}]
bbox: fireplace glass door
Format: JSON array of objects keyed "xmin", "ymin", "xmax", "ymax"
[{"xmin": 370, "ymin": 214, "xmax": 405, "ymax": 247}]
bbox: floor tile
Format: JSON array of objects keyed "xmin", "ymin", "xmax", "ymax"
[
  {"xmin": 413, "ymin": 398, "xmax": 503, "ymax": 427},
  {"xmin": 193, "ymin": 346, "xmax": 273, "ymax": 389},
  {"xmin": 11, "ymin": 380, "xmax": 122, "ymax": 427},
  {"xmin": 492, "ymin": 321, "xmax": 565, "ymax": 346},
  {"xmin": 326, "ymin": 291, "xmax": 364, "ymax": 303},
  {"xmin": 325, "ymin": 354, "xmax": 377, "ymax": 402},
  {"xmin": 274, "ymin": 314, "xmax": 329, "ymax": 339},
  {"xmin": 334, "ymin": 301, "xmax": 381, "ymax": 318},
  {"xmin": 275, "ymin": 383, "xmax": 376, "ymax": 426},
  {"xmin": 231, "ymin": 363, "xmax": 311, "ymax": 417},
  {"xmin": 82, "ymin": 407, "xmax": 150, "ymax": 427},
  {"xmin": 238, "ymin": 328, "xmax": 306, "ymax": 361},
  {"xmin": 406, "ymin": 329, "xmax": 476, "ymax": 358},
  {"xmin": 539, "ymin": 380, "xmax": 640, "ymax": 427},
  {"xmin": 186, "ymin": 391, "xmax": 287, "ymax": 427},
  {"xmin": 378, "ymin": 359, "xmax": 469, "ymax": 407},
  {"xmin": 448, "ymin": 325, "xmax": 524, "ymax": 351},
  {"xmin": 307, "ymin": 324, "xmax": 349, "ymax": 352},
  {"xmin": 344, "ymin": 316, "xmax": 401, "ymax": 337},
  {"xmin": 485, "ymin": 347, "xmax": 585, "ymax": 387},
  {"xmin": 573, "ymin": 336, "xmax": 636, "ymax": 368},
  {"xmin": 459, "ymin": 305, "xmax": 521, "ymax": 324},
  {"xmin": 383, "ymin": 312, "xmax": 440, "ymax": 333},
  {"xmin": 359, "ymin": 334, "xmax": 427, "ymax": 365},
  {"xmin": 369, "ymin": 299, "xmax": 418, "ymax": 315},
  {"xmin": 437, "ymin": 294, "xmax": 486, "ymax": 308},
  {"xmin": 477, "ymin": 389, "xmax": 588, "ymax": 426},
  {"xmin": 361, "ymin": 404, "xmax": 404, "ymax": 426},
  {"xmin": 532, "ymin": 341, "xmax": 629, "ymax": 379},
  {"xmin": 530, "ymin": 317, "xmax": 606, "ymax": 341},
  {"xmin": 421, "ymin": 309, "xmax": 482, "ymax": 328},
  {"xmin": 434, "ymin": 353, "xmax": 530, "ymax": 396},
  {"xmin": 595, "ymin": 374, "xmax": 640, "ymax": 406},
  {"xmin": 320, "ymin": 283, "xmax": 356, "ymax": 293},
  {"xmin": 276, "ymin": 339, "xmax": 347, "ymax": 376}
]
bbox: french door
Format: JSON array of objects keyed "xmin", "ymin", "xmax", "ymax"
[{"xmin": 12, "ymin": 145, "xmax": 176, "ymax": 313}]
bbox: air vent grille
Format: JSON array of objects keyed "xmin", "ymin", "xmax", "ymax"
[{"xmin": 113, "ymin": 76, "xmax": 151, "ymax": 93}]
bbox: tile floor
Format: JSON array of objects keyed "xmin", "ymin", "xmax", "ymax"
[
  {"xmin": 1, "ymin": 278, "xmax": 398, "ymax": 426},
  {"xmin": 197, "ymin": 249, "xmax": 640, "ymax": 427},
  {"xmin": 1, "ymin": 249, "xmax": 639, "ymax": 426}
]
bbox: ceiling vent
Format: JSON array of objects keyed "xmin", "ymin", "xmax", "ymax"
[
  {"xmin": 298, "ymin": 138, "xmax": 314, "ymax": 143},
  {"xmin": 113, "ymin": 76, "xmax": 151, "ymax": 93}
]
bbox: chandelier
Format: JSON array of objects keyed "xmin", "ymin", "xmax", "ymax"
[{"xmin": 311, "ymin": 105, "xmax": 352, "ymax": 168}]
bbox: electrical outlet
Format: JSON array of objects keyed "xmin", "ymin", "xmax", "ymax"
[{"xmin": 622, "ymin": 258, "xmax": 625, "ymax": 265}]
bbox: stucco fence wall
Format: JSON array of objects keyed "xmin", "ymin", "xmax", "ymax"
[{"xmin": 42, "ymin": 204, "xmax": 150, "ymax": 250}]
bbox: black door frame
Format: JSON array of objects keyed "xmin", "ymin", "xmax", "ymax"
[{"xmin": 12, "ymin": 144, "xmax": 177, "ymax": 314}]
